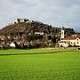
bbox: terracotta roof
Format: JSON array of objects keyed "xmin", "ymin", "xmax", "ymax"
[{"xmin": 62, "ymin": 35, "xmax": 80, "ymax": 40}]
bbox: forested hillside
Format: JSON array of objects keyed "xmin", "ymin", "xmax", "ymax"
[{"xmin": 0, "ymin": 19, "xmax": 75, "ymax": 48}]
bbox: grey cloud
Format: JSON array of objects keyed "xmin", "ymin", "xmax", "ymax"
[{"xmin": 0, "ymin": 0, "xmax": 80, "ymax": 31}]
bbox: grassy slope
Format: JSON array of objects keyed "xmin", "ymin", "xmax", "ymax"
[{"xmin": 0, "ymin": 49, "xmax": 80, "ymax": 80}]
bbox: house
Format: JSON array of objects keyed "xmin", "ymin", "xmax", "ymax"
[
  {"xmin": 59, "ymin": 29, "xmax": 80, "ymax": 47},
  {"xmin": 59, "ymin": 33, "xmax": 80, "ymax": 47},
  {"xmin": 35, "ymin": 32, "xmax": 44, "ymax": 35},
  {"xmin": 10, "ymin": 42, "xmax": 16, "ymax": 48}
]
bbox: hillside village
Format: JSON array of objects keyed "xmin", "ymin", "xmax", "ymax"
[{"xmin": 0, "ymin": 18, "xmax": 80, "ymax": 49}]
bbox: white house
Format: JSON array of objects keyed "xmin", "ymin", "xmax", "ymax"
[
  {"xmin": 59, "ymin": 34, "xmax": 80, "ymax": 47},
  {"xmin": 10, "ymin": 42, "xmax": 16, "ymax": 48},
  {"xmin": 35, "ymin": 32, "xmax": 44, "ymax": 35}
]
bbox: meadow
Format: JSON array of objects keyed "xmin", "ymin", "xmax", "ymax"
[{"xmin": 0, "ymin": 49, "xmax": 80, "ymax": 80}]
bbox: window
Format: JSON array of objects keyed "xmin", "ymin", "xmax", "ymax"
[
  {"xmin": 70, "ymin": 42, "xmax": 72, "ymax": 44},
  {"xmin": 77, "ymin": 42, "xmax": 79, "ymax": 44}
]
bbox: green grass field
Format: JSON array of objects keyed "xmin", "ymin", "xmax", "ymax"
[{"xmin": 0, "ymin": 49, "xmax": 80, "ymax": 80}]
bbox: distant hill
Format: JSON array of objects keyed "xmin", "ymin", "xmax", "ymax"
[
  {"xmin": 0, "ymin": 19, "xmax": 75, "ymax": 36},
  {"xmin": 0, "ymin": 19, "xmax": 75, "ymax": 48}
]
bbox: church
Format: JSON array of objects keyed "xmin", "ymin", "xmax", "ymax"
[{"xmin": 59, "ymin": 29, "xmax": 80, "ymax": 47}]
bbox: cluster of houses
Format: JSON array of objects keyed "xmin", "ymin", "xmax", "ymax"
[
  {"xmin": 0, "ymin": 31, "xmax": 47, "ymax": 49},
  {"xmin": 0, "ymin": 29, "xmax": 80, "ymax": 49},
  {"xmin": 0, "ymin": 38, "xmax": 25, "ymax": 49}
]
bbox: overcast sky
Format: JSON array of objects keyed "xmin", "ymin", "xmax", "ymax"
[{"xmin": 0, "ymin": 0, "xmax": 80, "ymax": 31}]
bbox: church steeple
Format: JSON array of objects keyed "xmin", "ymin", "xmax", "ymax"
[{"xmin": 61, "ymin": 27, "xmax": 64, "ymax": 39}]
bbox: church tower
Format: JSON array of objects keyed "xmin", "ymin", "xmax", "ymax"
[{"xmin": 61, "ymin": 29, "xmax": 64, "ymax": 39}]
